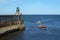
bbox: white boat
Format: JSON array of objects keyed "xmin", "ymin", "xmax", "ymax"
[{"xmin": 36, "ymin": 20, "xmax": 42, "ymax": 24}]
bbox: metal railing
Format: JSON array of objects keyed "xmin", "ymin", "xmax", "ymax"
[{"xmin": 0, "ymin": 15, "xmax": 21, "ymax": 27}]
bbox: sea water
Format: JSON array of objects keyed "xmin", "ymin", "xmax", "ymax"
[{"xmin": 0, "ymin": 15, "xmax": 60, "ymax": 40}]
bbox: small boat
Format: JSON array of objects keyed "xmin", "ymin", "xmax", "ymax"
[
  {"xmin": 36, "ymin": 21, "xmax": 41, "ymax": 24},
  {"xmin": 38, "ymin": 25, "xmax": 47, "ymax": 29}
]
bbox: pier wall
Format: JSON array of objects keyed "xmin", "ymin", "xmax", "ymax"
[
  {"xmin": 0, "ymin": 15, "xmax": 25, "ymax": 35},
  {"xmin": 0, "ymin": 24, "xmax": 20, "ymax": 34}
]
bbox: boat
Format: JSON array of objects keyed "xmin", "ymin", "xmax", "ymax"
[
  {"xmin": 36, "ymin": 20, "xmax": 47, "ymax": 29},
  {"xmin": 36, "ymin": 20, "xmax": 41, "ymax": 24},
  {"xmin": 38, "ymin": 25, "xmax": 47, "ymax": 29}
]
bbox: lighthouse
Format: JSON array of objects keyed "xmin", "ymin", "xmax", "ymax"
[{"xmin": 15, "ymin": 7, "xmax": 21, "ymax": 15}]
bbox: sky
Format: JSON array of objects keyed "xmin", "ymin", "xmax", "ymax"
[{"xmin": 0, "ymin": 0, "xmax": 60, "ymax": 15}]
